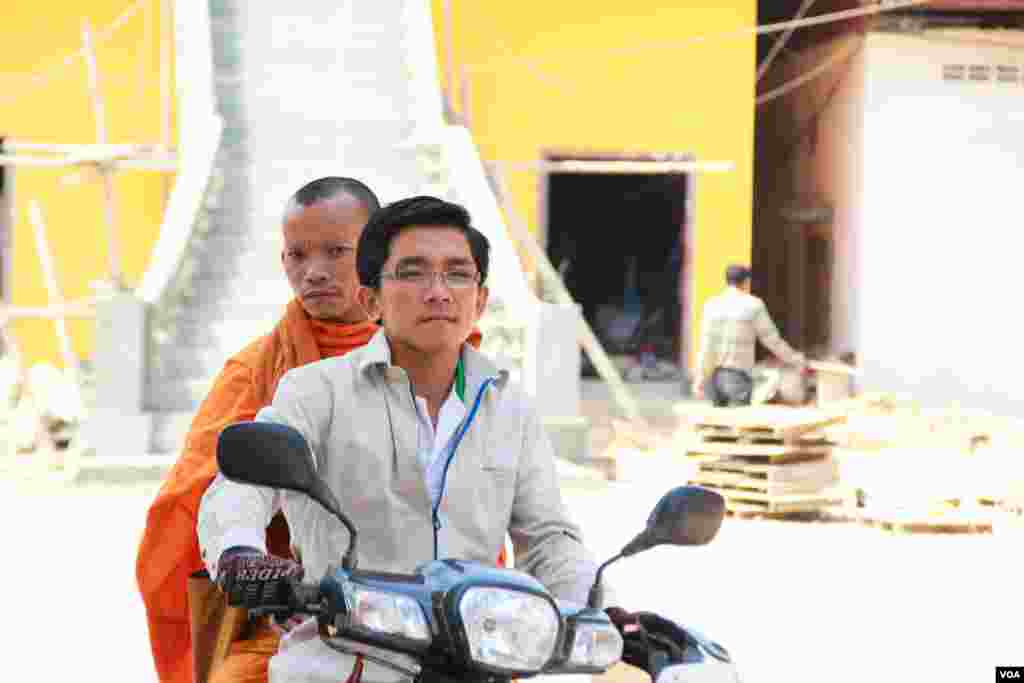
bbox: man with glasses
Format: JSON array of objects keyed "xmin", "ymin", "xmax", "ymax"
[{"xmin": 197, "ymin": 196, "xmax": 689, "ymax": 682}]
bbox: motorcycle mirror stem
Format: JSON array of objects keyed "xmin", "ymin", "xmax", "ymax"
[
  {"xmin": 304, "ymin": 478, "xmax": 360, "ymax": 571},
  {"xmin": 586, "ymin": 529, "xmax": 652, "ymax": 608},
  {"xmin": 217, "ymin": 422, "xmax": 361, "ymax": 570}
]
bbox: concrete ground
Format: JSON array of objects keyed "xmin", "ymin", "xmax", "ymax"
[
  {"xmin": 580, "ymin": 378, "xmax": 692, "ymax": 458},
  {"xmin": 2, "ymin": 459, "xmax": 1017, "ymax": 683}
]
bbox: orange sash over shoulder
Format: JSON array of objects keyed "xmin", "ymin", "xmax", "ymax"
[{"xmin": 136, "ymin": 300, "xmax": 378, "ymax": 683}]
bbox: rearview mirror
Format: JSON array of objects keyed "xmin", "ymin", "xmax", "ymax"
[
  {"xmin": 218, "ymin": 421, "xmax": 318, "ymax": 492},
  {"xmin": 633, "ymin": 485, "xmax": 726, "ymax": 553},
  {"xmin": 216, "ymin": 421, "xmax": 360, "ymax": 569},
  {"xmin": 587, "ymin": 486, "xmax": 726, "ymax": 607}
]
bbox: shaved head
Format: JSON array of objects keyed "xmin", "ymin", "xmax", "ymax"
[
  {"xmin": 282, "ymin": 176, "xmax": 380, "ymax": 223},
  {"xmin": 280, "ymin": 176, "xmax": 380, "ymax": 322}
]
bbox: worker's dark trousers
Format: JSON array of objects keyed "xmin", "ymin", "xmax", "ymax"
[{"xmin": 707, "ymin": 368, "xmax": 753, "ymax": 407}]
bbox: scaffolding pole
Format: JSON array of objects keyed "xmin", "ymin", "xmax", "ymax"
[
  {"xmin": 82, "ymin": 20, "xmax": 124, "ymax": 290},
  {"xmin": 491, "ymin": 162, "xmax": 645, "ymax": 424},
  {"xmin": 27, "ymin": 200, "xmax": 81, "ymax": 377}
]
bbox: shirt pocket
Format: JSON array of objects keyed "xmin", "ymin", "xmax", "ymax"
[
  {"xmin": 476, "ymin": 460, "xmax": 515, "ymax": 541},
  {"xmin": 473, "ymin": 419, "xmax": 516, "ymax": 480},
  {"xmin": 480, "ymin": 424, "xmax": 521, "ymax": 474}
]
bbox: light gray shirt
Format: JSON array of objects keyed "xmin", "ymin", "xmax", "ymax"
[
  {"xmin": 197, "ymin": 330, "xmax": 601, "ymax": 606},
  {"xmin": 696, "ymin": 286, "xmax": 805, "ymax": 379}
]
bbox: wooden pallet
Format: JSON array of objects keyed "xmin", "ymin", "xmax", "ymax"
[
  {"xmin": 693, "ymin": 425, "xmax": 833, "ymax": 447},
  {"xmin": 691, "ymin": 483, "xmax": 843, "ymax": 515},
  {"xmin": 695, "ymin": 455, "xmax": 837, "ymax": 480},
  {"xmin": 690, "ymin": 462, "xmax": 839, "ymax": 496},
  {"xmin": 686, "ymin": 405, "xmax": 848, "ymax": 443},
  {"xmin": 687, "ymin": 442, "xmax": 831, "ymax": 464}
]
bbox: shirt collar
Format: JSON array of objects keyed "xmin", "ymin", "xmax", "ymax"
[{"xmin": 358, "ymin": 328, "xmax": 510, "ymax": 393}]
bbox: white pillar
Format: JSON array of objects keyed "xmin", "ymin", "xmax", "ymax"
[
  {"xmin": 83, "ymin": 292, "xmax": 152, "ymax": 455},
  {"xmin": 524, "ymin": 303, "xmax": 591, "ymax": 465},
  {"xmin": 524, "ymin": 303, "xmax": 580, "ymax": 415}
]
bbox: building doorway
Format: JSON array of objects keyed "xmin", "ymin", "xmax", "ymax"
[
  {"xmin": 752, "ymin": 201, "xmax": 835, "ymax": 358},
  {"xmin": 541, "ymin": 152, "xmax": 690, "ymax": 379}
]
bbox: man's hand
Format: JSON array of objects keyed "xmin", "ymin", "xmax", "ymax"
[
  {"xmin": 216, "ymin": 546, "xmax": 304, "ymax": 609},
  {"xmin": 693, "ymin": 377, "xmax": 705, "ymax": 399},
  {"xmin": 606, "ymin": 607, "xmax": 688, "ymax": 675}
]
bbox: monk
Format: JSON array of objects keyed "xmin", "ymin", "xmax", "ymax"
[
  {"xmin": 137, "ymin": 177, "xmax": 492, "ymax": 683},
  {"xmin": 136, "ymin": 177, "xmax": 384, "ymax": 683}
]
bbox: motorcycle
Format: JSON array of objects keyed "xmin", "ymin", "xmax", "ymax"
[{"xmin": 216, "ymin": 422, "xmax": 742, "ymax": 683}]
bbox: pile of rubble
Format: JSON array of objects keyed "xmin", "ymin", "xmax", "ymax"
[
  {"xmin": 598, "ymin": 391, "xmax": 1024, "ymax": 534},
  {"xmin": 822, "ymin": 394, "xmax": 1024, "ymax": 533}
]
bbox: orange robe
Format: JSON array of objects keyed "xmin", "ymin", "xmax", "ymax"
[
  {"xmin": 137, "ymin": 301, "xmax": 378, "ymax": 683},
  {"xmin": 137, "ymin": 300, "xmax": 492, "ymax": 683}
]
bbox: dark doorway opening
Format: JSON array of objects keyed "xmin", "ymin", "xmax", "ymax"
[
  {"xmin": 752, "ymin": 204, "xmax": 835, "ymax": 359},
  {"xmin": 544, "ymin": 165, "xmax": 688, "ymax": 378}
]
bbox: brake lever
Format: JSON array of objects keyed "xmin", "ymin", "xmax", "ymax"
[{"xmin": 250, "ymin": 579, "xmax": 322, "ymax": 620}]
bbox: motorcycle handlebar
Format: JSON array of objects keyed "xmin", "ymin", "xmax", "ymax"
[
  {"xmin": 249, "ymin": 580, "xmax": 322, "ymax": 620},
  {"xmin": 290, "ymin": 581, "xmax": 323, "ymax": 611}
]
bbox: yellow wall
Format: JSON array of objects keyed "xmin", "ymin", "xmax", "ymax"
[
  {"xmin": 2, "ymin": 1, "xmax": 175, "ymax": 366},
  {"xmin": 431, "ymin": 1, "xmax": 756, "ymax": 368}
]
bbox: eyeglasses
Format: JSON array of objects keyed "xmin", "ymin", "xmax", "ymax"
[{"xmin": 379, "ymin": 269, "xmax": 480, "ymax": 289}]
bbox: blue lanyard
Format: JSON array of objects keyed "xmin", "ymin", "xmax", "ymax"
[{"xmin": 431, "ymin": 375, "xmax": 495, "ymax": 559}]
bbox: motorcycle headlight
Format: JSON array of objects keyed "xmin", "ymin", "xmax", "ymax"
[
  {"xmin": 457, "ymin": 586, "xmax": 560, "ymax": 673},
  {"xmin": 344, "ymin": 585, "xmax": 431, "ymax": 644},
  {"xmin": 568, "ymin": 620, "xmax": 623, "ymax": 670}
]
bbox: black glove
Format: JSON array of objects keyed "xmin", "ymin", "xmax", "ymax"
[
  {"xmin": 216, "ymin": 545, "xmax": 305, "ymax": 609},
  {"xmin": 606, "ymin": 607, "xmax": 689, "ymax": 675}
]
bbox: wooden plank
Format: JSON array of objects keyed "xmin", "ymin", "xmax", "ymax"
[
  {"xmin": 696, "ymin": 484, "xmax": 842, "ymax": 512},
  {"xmin": 726, "ymin": 499, "xmax": 839, "ymax": 515},
  {"xmin": 777, "ymin": 415, "xmax": 848, "ymax": 442},
  {"xmin": 725, "ymin": 502, "xmax": 827, "ymax": 518},
  {"xmin": 159, "ymin": 0, "xmax": 174, "ymax": 149},
  {"xmin": 689, "ymin": 449, "xmax": 827, "ymax": 465},
  {"xmin": 695, "ymin": 420, "xmax": 778, "ymax": 433},
  {"xmin": 683, "ymin": 405, "xmax": 856, "ymax": 446},
  {"xmin": 687, "ymin": 440, "xmax": 831, "ymax": 457},
  {"xmin": 83, "ymin": 20, "xmax": 124, "ymax": 289},
  {"xmin": 693, "ymin": 439, "xmax": 832, "ymax": 454},
  {"xmin": 694, "ymin": 423, "xmax": 834, "ymax": 444},
  {"xmin": 862, "ymin": 515, "xmax": 993, "ymax": 535},
  {"xmin": 27, "ymin": 201, "xmax": 79, "ymax": 376},
  {"xmin": 808, "ymin": 360, "xmax": 860, "ymax": 376},
  {"xmin": 689, "ymin": 471, "xmax": 833, "ymax": 496},
  {"xmin": 686, "ymin": 405, "xmax": 837, "ymax": 430},
  {"xmin": 697, "ymin": 456, "xmax": 839, "ymax": 484},
  {"xmin": 500, "ymin": 159, "xmax": 735, "ymax": 174},
  {"xmin": 696, "ymin": 425, "xmax": 777, "ymax": 437},
  {"xmin": 0, "ymin": 300, "xmax": 96, "ymax": 324}
]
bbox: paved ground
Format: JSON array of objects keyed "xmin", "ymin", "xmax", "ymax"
[{"xmin": 2, "ymin": 463, "xmax": 1018, "ymax": 683}]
